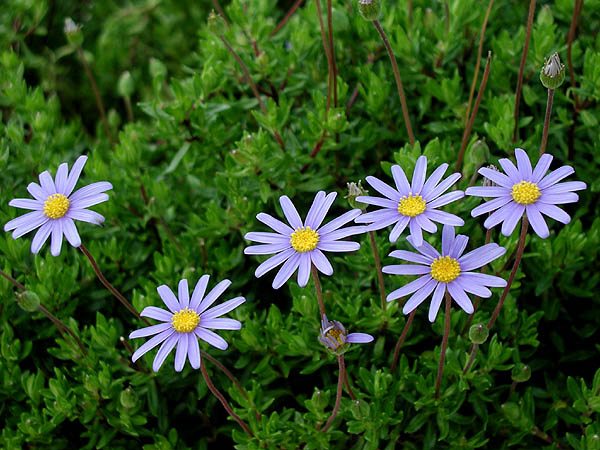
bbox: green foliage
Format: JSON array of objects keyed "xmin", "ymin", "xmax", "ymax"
[{"xmin": 1, "ymin": 0, "xmax": 599, "ymax": 448}]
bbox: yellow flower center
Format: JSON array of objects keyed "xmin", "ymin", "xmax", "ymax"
[
  {"xmin": 325, "ymin": 328, "xmax": 346, "ymax": 347},
  {"xmin": 171, "ymin": 308, "xmax": 200, "ymax": 333},
  {"xmin": 43, "ymin": 194, "xmax": 70, "ymax": 219},
  {"xmin": 430, "ymin": 256, "xmax": 461, "ymax": 283},
  {"xmin": 397, "ymin": 194, "xmax": 426, "ymax": 217},
  {"xmin": 290, "ymin": 226, "xmax": 319, "ymax": 252},
  {"xmin": 511, "ymin": 181, "xmax": 541, "ymax": 205}
]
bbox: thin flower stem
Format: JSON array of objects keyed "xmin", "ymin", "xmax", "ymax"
[
  {"xmin": 322, "ymin": 354, "xmax": 345, "ymax": 432},
  {"xmin": 79, "ymin": 244, "xmax": 150, "ymax": 326},
  {"xmin": 464, "ymin": 0, "xmax": 494, "ymax": 127},
  {"xmin": 326, "ymin": 0, "xmax": 337, "ymax": 107},
  {"xmin": 372, "ymin": 20, "xmax": 415, "ymax": 147},
  {"xmin": 567, "ymin": 0, "xmax": 584, "ymax": 161},
  {"xmin": 391, "ymin": 309, "xmax": 415, "ymax": 373},
  {"xmin": 311, "ymin": 264, "xmax": 326, "ymax": 318},
  {"xmin": 0, "ymin": 268, "xmax": 26, "ymax": 291},
  {"xmin": 487, "ymin": 217, "xmax": 529, "ymax": 330},
  {"xmin": 76, "ymin": 47, "xmax": 114, "ymax": 146},
  {"xmin": 512, "ymin": 0, "xmax": 536, "ymax": 143},
  {"xmin": 368, "ymin": 231, "xmax": 386, "ymax": 312},
  {"xmin": 462, "ymin": 227, "xmax": 493, "ymax": 334},
  {"xmin": 462, "ymin": 343, "xmax": 479, "ymax": 374},
  {"xmin": 315, "ymin": 0, "xmax": 334, "ymax": 117},
  {"xmin": 343, "ymin": 369, "xmax": 356, "ymax": 401},
  {"xmin": 455, "ymin": 51, "xmax": 492, "ymax": 173},
  {"xmin": 270, "ymin": 0, "xmax": 304, "ymax": 36},
  {"xmin": 540, "ymin": 89, "xmax": 554, "ymax": 157},
  {"xmin": 124, "ymin": 96, "xmax": 134, "ymax": 122},
  {"xmin": 531, "ymin": 426, "xmax": 565, "ymax": 449},
  {"xmin": 200, "ymin": 362, "xmax": 255, "ymax": 438},
  {"xmin": 219, "ymin": 36, "xmax": 286, "ymax": 151},
  {"xmin": 435, "ymin": 292, "xmax": 452, "ymax": 398}
]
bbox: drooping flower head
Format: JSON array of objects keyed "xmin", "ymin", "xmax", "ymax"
[
  {"xmin": 244, "ymin": 192, "xmax": 364, "ymax": 289},
  {"xmin": 355, "ymin": 156, "xmax": 464, "ymax": 246},
  {"xmin": 465, "ymin": 148, "xmax": 586, "ymax": 239},
  {"xmin": 384, "ymin": 225, "xmax": 507, "ymax": 322},
  {"xmin": 4, "ymin": 155, "xmax": 112, "ymax": 256},
  {"xmin": 129, "ymin": 276, "xmax": 245, "ymax": 372},
  {"xmin": 318, "ymin": 314, "xmax": 373, "ymax": 354}
]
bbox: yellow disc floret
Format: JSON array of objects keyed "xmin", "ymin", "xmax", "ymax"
[
  {"xmin": 511, "ymin": 181, "xmax": 541, "ymax": 205},
  {"xmin": 430, "ymin": 256, "xmax": 461, "ymax": 283},
  {"xmin": 171, "ymin": 308, "xmax": 200, "ymax": 333},
  {"xmin": 397, "ymin": 194, "xmax": 426, "ymax": 217},
  {"xmin": 290, "ymin": 226, "xmax": 319, "ymax": 252},
  {"xmin": 43, "ymin": 194, "xmax": 70, "ymax": 219},
  {"xmin": 325, "ymin": 327, "xmax": 346, "ymax": 347}
]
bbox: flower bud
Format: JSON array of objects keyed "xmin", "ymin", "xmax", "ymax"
[
  {"xmin": 468, "ymin": 139, "xmax": 490, "ymax": 168},
  {"xmin": 64, "ymin": 18, "xmax": 83, "ymax": 47},
  {"xmin": 468, "ymin": 323, "xmax": 489, "ymax": 345},
  {"xmin": 540, "ymin": 53, "xmax": 565, "ymax": 90},
  {"xmin": 119, "ymin": 387, "xmax": 138, "ymax": 409},
  {"xmin": 511, "ymin": 363, "xmax": 531, "ymax": 383},
  {"xmin": 207, "ymin": 10, "xmax": 226, "ymax": 36},
  {"xmin": 345, "ymin": 180, "xmax": 368, "ymax": 210},
  {"xmin": 358, "ymin": 0, "xmax": 381, "ymax": 21},
  {"xmin": 117, "ymin": 71, "xmax": 135, "ymax": 98},
  {"xmin": 17, "ymin": 291, "xmax": 40, "ymax": 312}
]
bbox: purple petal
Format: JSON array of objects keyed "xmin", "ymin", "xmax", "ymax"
[
  {"xmin": 66, "ymin": 209, "xmax": 105, "ymax": 225},
  {"xmin": 427, "ymin": 191, "xmax": 464, "ymax": 209},
  {"xmin": 309, "ymin": 192, "xmax": 337, "ymax": 230},
  {"xmin": 157, "ymin": 285, "xmax": 181, "ymax": 313},
  {"xmin": 388, "ymin": 249, "xmax": 433, "ymax": 264},
  {"xmin": 447, "ymin": 282, "xmax": 474, "ymax": 314},
  {"xmin": 30, "ymin": 222, "xmax": 53, "ymax": 253},
  {"xmin": 424, "ymin": 173, "xmax": 461, "ymax": 202},
  {"xmin": 131, "ymin": 328, "xmax": 174, "ymax": 362},
  {"xmin": 406, "ymin": 236, "xmax": 441, "ymax": 259},
  {"xmin": 255, "ymin": 248, "xmax": 295, "ymax": 278},
  {"xmin": 320, "ymin": 226, "xmax": 366, "ymax": 241},
  {"xmin": 420, "ymin": 164, "xmax": 449, "ymax": 199},
  {"xmin": 478, "ymin": 167, "xmax": 513, "ymax": 188},
  {"xmin": 355, "ymin": 208, "xmax": 397, "ymax": 224},
  {"xmin": 460, "ymin": 272, "xmax": 507, "ymax": 287},
  {"xmin": 256, "ymin": 213, "xmax": 293, "ymax": 236},
  {"xmin": 501, "ymin": 204, "xmax": 523, "ymax": 236},
  {"xmin": 389, "ymin": 216, "xmax": 410, "ymax": 242},
  {"xmin": 187, "ymin": 333, "xmax": 201, "ymax": 369},
  {"xmin": 304, "ymin": 191, "xmax": 326, "ymax": 229},
  {"xmin": 454, "ymin": 276, "xmax": 492, "ymax": 298},
  {"xmin": 70, "ymin": 193, "xmax": 109, "ymax": 209},
  {"xmin": 194, "ymin": 328, "xmax": 228, "ymax": 350},
  {"xmin": 465, "ymin": 186, "xmax": 509, "ymax": 198},
  {"xmin": 409, "ymin": 219, "xmax": 423, "ymax": 247},
  {"xmin": 272, "ymin": 252, "xmax": 301, "ymax": 289},
  {"xmin": 140, "ymin": 306, "xmax": 173, "ymax": 322},
  {"xmin": 310, "ymin": 249, "xmax": 333, "ymax": 276},
  {"xmin": 279, "ymin": 195, "xmax": 303, "ymax": 229},
  {"xmin": 449, "ymin": 235, "xmax": 469, "ymax": 259},
  {"xmin": 543, "ymin": 181, "xmax": 587, "ymax": 194},
  {"xmin": 425, "ymin": 209, "xmax": 464, "ymax": 226},
  {"xmin": 190, "ymin": 275, "xmax": 210, "ymax": 310},
  {"xmin": 8, "ymin": 212, "xmax": 48, "ymax": 238},
  {"xmin": 391, "ymin": 165, "xmax": 411, "ymax": 194},
  {"xmin": 538, "ymin": 166, "xmax": 574, "ymax": 189},
  {"xmin": 54, "ymin": 163, "xmax": 69, "ymax": 194},
  {"xmin": 514, "ymin": 148, "xmax": 533, "ymax": 180},
  {"xmin": 130, "ymin": 322, "xmax": 173, "ymax": 339},
  {"xmin": 64, "ymin": 155, "xmax": 88, "ymax": 197},
  {"xmin": 318, "ymin": 209, "xmax": 362, "ymax": 235},
  {"xmin": 27, "ymin": 182, "xmax": 46, "ymax": 201},
  {"xmin": 174, "ymin": 334, "xmax": 189, "ymax": 372},
  {"xmin": 526, "ymin": 204, "xmax": 549, "ymax": 239},
  {"xmin": 39, "ymin": 171, "xmax": 56, "ymax": 196},
  {"xmin": 297, "ymin": 254, "xmax": 311, "ymax": 287},
  {"xmin": 199, "ymin": 318, "xmax": 242, "ymax": 330},
  {"xmin": 8, "ymin": 199, "xmax": 43, "ymax": 210},
  {"xmin": 244, "ymin": 231, "xmax": 289, "ymax": 244},
  {"xmin": 367, "ymin": 215, "xmax": 403, "ymax": 233},
  {"xmin": 365, "ymin": 175, "xmax": 401, "ymax": 201},
  {"xmin": 532, "ymin": 153, "xmax": 553, "ymax": 183},
  {"xmin": 402, "ymin": 277, "xmax": 438, "ymax": 314},
  {"xmin": 152, "ymin": 333, "xmax": 179, "ymax": 372},
  {"xmin": 441, "ymin": 224, "xmax": 455, "ymax": 255},
  {"xmin": 415, "ymin": 215, "xmax": 437, "ymax": 233},
  {"xmin": 355, "ymin": 196, "xmax": 398, "ymax": 209},
  {"xmin": 382, "ymin": 264, "xmax": 430, "ymax": 275},
  {"xmin": 346, "ymin": 333, "xmax": 374, "ymax": 344},
  {"xmin": 69, "ymin": 181, "xmax": 113, "ymax": 202},
  {"xmin": 197, "ymin": 279, "xmax": 232, "ymax": 314},
  {"xmin": 484, "ymin": 203, "xmax": 523, "ymax": 229},
  {"xmin": 459, "ymin": 244, "xmax": 506, "ymax": 271},
  {"xmin": 50, "ymin": 220, "xmax": 63, "ymax": 256},
  {"xmin": 178, "ymin": 279, "xmax": 190, "ymax": 309},
  {"xmin": 387, "ymin": 275, "xmax": 433, "ymax": 301},
  {"xmin": 317, "ymin": 241, "xmax": 360, "ymax": 252},
  {"xmin": 538, "ymin": 192, "xmax": 579, "ymax": 204},
  {"xmin": 411, "ymin": 156, "xmax": 428, "ymax": 194},
  {"xmin": 498, "ymin": 157, "xmax": 521, "ymax": 183},
  {"xmin": 62, "ymin": 218, "xmax": 81, "ymax": 247},
  {"xmin": 537, "ymin": 203, "xmax": 570, "ymax": 224},
  {"xmin": 428, "ymin": 282, "xmax": 446, "ymax": 322},
  {"xmin": 244, "ymin": 243, "xmax": 290, "ymax": 255},
  {"xmin": 471, "ymin": 196, "xmax": 513, "ymax": 217}
]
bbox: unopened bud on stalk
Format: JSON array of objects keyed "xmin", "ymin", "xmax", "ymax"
[
  {"xmin": 117, "ymin": 71, "xmax": 134, "ymax": 98},
  {"xmin": 16, "ymin": 291, "xmax": 40, "ymax": 312},
  {"xmin": 207, "ymin": 10, "xmax": 226, "ymax": 36},
  {"xmin": 468, "ymin": 323, "xmax": 489, "ymax": 344},
  {"xmin": 358, "ymin": 0, "xmax": 381, "ymax": 21},
  {"xmin": 540, "ymin": 53, "xmax": 565, "ymax": 89},
  {"xmin": 468, "ymin": 139, "xmax": 490, "ymax": 168},
  {"xmin": 345, "ymin": 180, "xmax": 368, "ymax": 210},
  {"xmin": 64, "ymin": 18, "xmax": 83, "ymax": 47},
  {"xmin": 511, "ymin": 363, "xmax": 532, "ymax": 383}
]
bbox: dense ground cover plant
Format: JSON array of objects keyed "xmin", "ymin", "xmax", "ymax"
[{"xmin": 1, "ymin": 0, "xmax": 600, "ymax": 448}]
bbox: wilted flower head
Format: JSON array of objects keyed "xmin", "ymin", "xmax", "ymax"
[
  {"xmin": 345, "ymin": 180, "xmax": 368, "ymax": 210},
  {"xmin": 4, "ymin": 155, "xmax": 112, "ymax": 256},
  {"xmin": 358, "ymin": 0, "xmax": 381, "ymax": 21},
  {"xmin": 319, "ymin": 314, "xmax": 373, "ymax": 354},
  {"xmin": 63, "ymin": 18, "xmax": 83, "ymax": 46},
  {"xmin": 540, "ymin": 53, "xmax": 565, "ymax": 89},
  {"xmin": 482, "ymin": 165, "xmax": 499, "ymax": 188}
]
